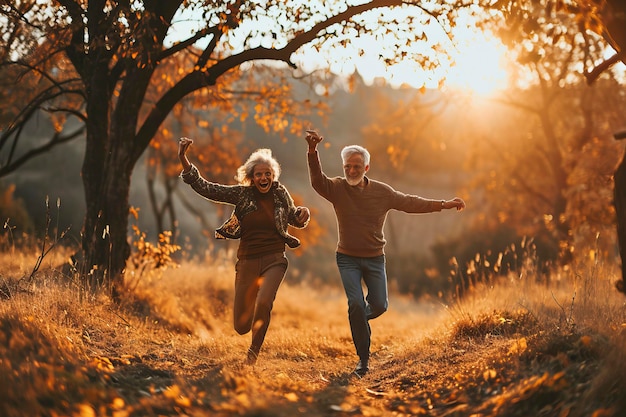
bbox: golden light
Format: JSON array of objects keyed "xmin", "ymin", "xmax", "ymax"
[
  {"xmin": 444, "ymin": 28, "xmax": 510, "ymax": 97},
  {"xmin": 292, "ymin": 10, "xmax": 511, "ymax": 97},
  {"xmin": 175, "ymin": 3, "xmax": 513, "ymax": 96}
]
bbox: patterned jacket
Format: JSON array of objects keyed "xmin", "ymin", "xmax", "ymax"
[{"xmin": 181, "ymin": 164, "xmax": 308, "ymax": 248}]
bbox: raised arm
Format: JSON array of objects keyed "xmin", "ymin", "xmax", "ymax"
[
  {"xmin": 178, "ymin": 137, "xmax": 193, "ymax": 173},
  {"xmin": 304, "ymin": 129, "xmax": 334, "ymax": 200},
  {"xmin": 177, "ymin": 137, "xmax": 240, "ymax": 204},
  {"xmin": 305, "ymin": 129, "xmax": 323, "ymax": 153}
]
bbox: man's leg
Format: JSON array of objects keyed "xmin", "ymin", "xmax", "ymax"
[
  {"xmin": 362, "ymin": 255, "xmax": 388, "ymax": 321},
  {"xmin": 336, "ymin": 253, "xmax": 370, "ymax": 376}
]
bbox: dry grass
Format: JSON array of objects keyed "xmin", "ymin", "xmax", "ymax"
[{"xmin": 1, "ymin": 247, "xmax": 626, "ymax": 417}]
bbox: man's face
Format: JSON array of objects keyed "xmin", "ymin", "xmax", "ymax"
[
  {"xmin": 343, "ymin": 153, "xmax": 368, "ymax": 186},
  {"xmin": 252, "ymin": 163, "xmax": 274, "ymax": 193}
]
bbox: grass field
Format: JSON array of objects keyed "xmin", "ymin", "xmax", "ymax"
[{"xmin": 1, "ymin": 246, "xmax": 626, "ymax": 417}]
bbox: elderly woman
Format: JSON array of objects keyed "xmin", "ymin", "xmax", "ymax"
[{"xmin": 178, "ymin": 137, "xmax": 310, "ymax": 365}]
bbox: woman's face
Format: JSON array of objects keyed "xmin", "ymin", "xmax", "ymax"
[{"xmin": 252, "ymin": 163, "xmax": 274, "ymax": 193}]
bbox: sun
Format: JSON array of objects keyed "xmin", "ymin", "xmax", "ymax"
[
  {"xmin": 443, "ymin": 29, "xmax": 510, "ymax": 97},
  {"xmin": 349, "ymin": 27, "xmax": 510, "ymax": 96}
]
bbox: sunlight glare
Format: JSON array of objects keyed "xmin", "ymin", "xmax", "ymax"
[
  {"xmin": 170, "ymin": 4, "xmax": 512, "ymax": 96},
  {"xmin": 293, "ymin": 11, "xmax": 511, "ymax": 95},
  {"xmin": 444, "ymin": 29, "xmax": 509, "ymax": 96}
]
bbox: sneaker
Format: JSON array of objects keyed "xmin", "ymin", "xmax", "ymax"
[{"xmin": 353, "ymin": 360, "xmax": 368, "ymax": 378}]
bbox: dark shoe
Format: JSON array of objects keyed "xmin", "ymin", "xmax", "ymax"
[
  {"xmin": 353, "ymin": 360, "xmax": 368, "ymax": 378},
  {"xmin": 245, "ymin": 348, "xmax": 258, "ymax": 365}
]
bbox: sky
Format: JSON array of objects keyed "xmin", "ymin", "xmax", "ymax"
[
  {"xmin": 295, "ymin": 23, "xmax": 510, "ymax": 96},
  {"xmin": 165, "ymin": 4, "xmax": 512, "ymax": 96},
  {"xmin": 165, "ymin": 2, "xmax": 624, "ymax": 99}
]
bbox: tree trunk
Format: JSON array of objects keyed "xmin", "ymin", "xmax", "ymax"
[
  {"xmin": 80, "ymin": 101, "xmax": 134, "ymax": 299},
  {"xmin": 614, "ymin": 140, "xmax": 626, "ymax": 295},
  {"xmin": 605, "ymin": 0, "xmax": 626, "ymax": 294},
  {"xmin": 81, "ymin": 141, "xmax": 133, "ymax": 299}
]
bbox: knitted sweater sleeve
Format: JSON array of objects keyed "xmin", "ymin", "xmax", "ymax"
[
  {"xmin": 388, "ymin": 186, "xmax": 443, "ymax": 213},
  {"xmin": 307, "ymin": 150, "xmax": 336, "ymax": 201},
  {"xmin": 180, "ymin": 164, "xmax": 241, "ymax": 205}
]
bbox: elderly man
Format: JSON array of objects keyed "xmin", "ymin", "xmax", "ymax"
[{"xmin": 304, "ymin": 130, "xmax": 465, "ymax": 377}]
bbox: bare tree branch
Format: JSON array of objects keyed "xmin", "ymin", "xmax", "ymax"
[{"xmin": 0, "ymin": 126, "xmax": 85, "ymax": 177}]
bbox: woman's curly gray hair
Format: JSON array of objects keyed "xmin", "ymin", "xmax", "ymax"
[{"xmin": 235, "ymin": 148, "xmax": 281, "ymax": 185}]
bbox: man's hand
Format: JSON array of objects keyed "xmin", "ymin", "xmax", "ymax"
[
  {"xmin": 442, "ymin": 197, "xmax": 466, "ymax": 211},
  {"xmin": 305, "ymin": 129, "xmax": 323, "ymax": 152}
]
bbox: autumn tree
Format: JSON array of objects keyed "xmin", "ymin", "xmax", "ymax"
[
  {"xmin": 362, "ymin": 88, "xmax": 456, "ymax": 175},
  {"xmin": 582, "ymin": 0, "xmax": 626, "ymax": 293},
  {"xmin": 487, "ymin": 0, "xmax": 626, "ymax": 290},
  {"xmin": 480, "ymin": 7, "xmax": 624, "ymax": 262},
  {"xmin": 2, "ymin": 1, "xmax": 481, "ymax": 297}
]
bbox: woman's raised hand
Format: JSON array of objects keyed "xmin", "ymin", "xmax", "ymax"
[{"xmin": 178, "ymin": 137, "xmax": 194, "ymax": 172}]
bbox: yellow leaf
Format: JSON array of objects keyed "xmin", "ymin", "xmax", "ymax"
[
  {"xmin": 163, "ymin": 385, "xmax": 181, "ymax": 399},
  {"xmin": 175, "ymin": 396, "xmax": 191, "ymax": 408},
  {"xmin": 579, "ymin": 335, "xmax": 592, "ymax": 347},
  {"xmin": 483, "ymin": 369, "xmax": 497, "ymax": 381},
  {"xmin": 92, "ymin": 356, "xmax": 114, "ymax": 371},
  {"xmin": 75, "ymin": 404, "xmax": 96, "ymax": 417},
  {"xmin": 508, "ymin": 337, "xmax": 527, "ymax": 355},
  {"xmin": 111, "ymin": 397, "xmax": 125, "ymax": 409}
]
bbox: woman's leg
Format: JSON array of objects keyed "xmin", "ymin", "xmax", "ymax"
[
  {"xmin": 233, "ymin": 258, "xmax": 261, "ymax": 335},
  {"xmin": 248, "ymin": 253, "xmax": 288, "ymax": 363}
]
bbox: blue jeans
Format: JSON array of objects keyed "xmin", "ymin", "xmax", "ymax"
[{"xmin": 336, "ymin": 252, "xmax": 388, "ymax": 364}]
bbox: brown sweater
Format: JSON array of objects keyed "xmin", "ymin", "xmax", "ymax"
[
  {"xmin": 237, "ymin": 189, "xmax": 285, "ymax": 259},
  {"xmin": 307, "ymin": 150, "xmax": 442, "ymax": 257}
]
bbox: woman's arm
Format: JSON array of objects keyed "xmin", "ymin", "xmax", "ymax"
[
  {"xmin": 178, "ymin": 137, "xmax": 193, "ymax": 173},
  {"xmin": 178, "ymin": 137, "xmax": 242, "ymax": 205}
]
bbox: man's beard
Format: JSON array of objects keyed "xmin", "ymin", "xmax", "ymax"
[{"xmin": 345, "ymin": 176, "xmax": 363, "ymax": 186}]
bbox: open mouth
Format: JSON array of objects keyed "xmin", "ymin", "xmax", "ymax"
[{"xmin": 257, "ymin": 181, "xmax": 271, "ymax": 191}]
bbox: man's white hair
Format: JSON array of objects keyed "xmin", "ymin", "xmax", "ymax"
[{"xmin": 341, "ymin": 145, "xmax": 370, "ymax": 166}]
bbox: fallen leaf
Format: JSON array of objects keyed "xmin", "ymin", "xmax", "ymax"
[{"xmin": 366, "ymin": 387, "xmax": 387, "ymax": 397}]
